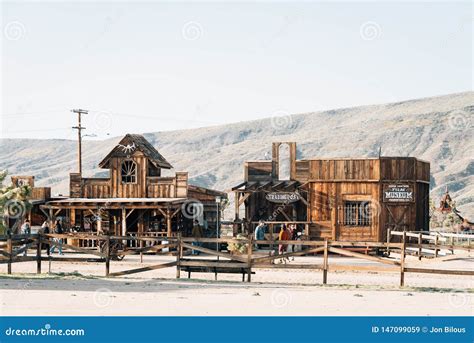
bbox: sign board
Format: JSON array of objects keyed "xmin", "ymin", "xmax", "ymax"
[
  {"xmin": 265, "ymin": 192, "xmax": 300, "ymax": 204},
  {"xmin": 383, "ymin": 184, "xmax": 414, "ymax": 203}
]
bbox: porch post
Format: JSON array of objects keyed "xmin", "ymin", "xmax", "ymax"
[
  {"xmin": 96, "ymin": 209, "xmax": 102, "ymax": 233},
  {"xmin": 166, "ymin": 208, "xmax": 172, "ymax": 237},
  {"xmin": 70, "ymin": 208, "xmax": 76, "ymax": 228},
  {"xmin": 121, "ymin": 208, "xmax": 127, "ymax": 236},
  {"xmin": 49, "ymin": 208, "xmax": 54, "ymax": 229},
  {"xmin": 234, "ymin": 191, "xmax": 240, "ymax": 220}
]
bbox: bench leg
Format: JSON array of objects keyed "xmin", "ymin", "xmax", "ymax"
[
  {"xmin": 188, "ymin": 271, "xmax": 191, "ymax": 279},
  {"xmin": 247, "ymin": 268, "xmax": 251, "ymax": 282}
]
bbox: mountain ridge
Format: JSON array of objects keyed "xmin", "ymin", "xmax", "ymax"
[{"xmin": 1, "ymin": 91, "xmax": 473, "ymax": 217}]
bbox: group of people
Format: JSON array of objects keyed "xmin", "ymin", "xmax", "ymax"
[
  {"xmin": 254, "ymin": 221, "xmax": 302, "ymax": 264},
  {"xmin": 19, "ymin": 219, "xmax": 64, "ymax": 256}
]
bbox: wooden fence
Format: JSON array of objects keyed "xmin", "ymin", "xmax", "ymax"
[
  {"xmin": 0, "ymin": 232, "xmax": 472, "ymax": 287},
  {"xmin": 388, "ymin": 229, "xmax": 472, "ymax": 260}
]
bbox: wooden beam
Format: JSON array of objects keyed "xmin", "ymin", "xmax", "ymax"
[
  {"xmin": 404, "ymin": 267, "xmax": 474, "ymax": 276},
  {"xmin": 238, "ymin": 193, "xmax": 251, "ymax": 206},
  {"xmin": 120, "ymin": 243, "xmax": 177, "ymax": 256},
  {"xmin": 41, "ymin": 238, "xmax": 105, "ymax": 257},
  {"xmin": 328, "ymin": 246, "xmax": 400, "ymax": 266},
  {"xmin": 170, "ymin": 207, "xmax": 181, "ymax": 219},
  {"xmin": 108, "ymin": 261, "xmax": 177, "ymax": 277},
  {"xmin": 126, "ymin": 208, "xmax": 135, "ymax": 219},
  {"xmin": 252, "ymin": 246, "xmax": 325, "ymax": 264},
  {"xmin": 181, "ymin": 242, "xmax": 248, "ymax": 263}
]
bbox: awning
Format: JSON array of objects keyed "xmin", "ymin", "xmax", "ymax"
[{"xmin": 42, "ymin": 197, "xmax": 187, "ymax": 210}]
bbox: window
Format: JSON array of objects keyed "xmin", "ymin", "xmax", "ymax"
[
  {"xmin": 343, "ymin": 201, "xmax": 372, "ymax": 226},
  {"xmin": 121, "ymin": 160, "xmax": 137, "ymax": 183}
]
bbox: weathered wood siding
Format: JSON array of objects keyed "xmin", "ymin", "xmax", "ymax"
[
  {"xmin": 306, "ymin": 159, "xmax": 380, "ymax": 181},
  {"xmin": 302, "ymin": 157, "xmax": 429, "ymax": 242},
  {"xmin": 245, "ymin": 162, "xmax": 272, "ymax": 182},
  {"xmin": 69, "ymin": 159, "xmax": 189, "ymax": 199},
  {"xmin": 308, "ymin": 182, "xmax": 379, "ymax": 241},
  {"xmin": 109, "ymin": 154, "xmax": 147, "ymax": 198}
]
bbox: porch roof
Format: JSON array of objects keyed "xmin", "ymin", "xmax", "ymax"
[
  {"xmin": 231, "ymin": 180, "xmax": 302, "ymax": 192},
  {"xmin": 43, "ymin": 197, "xmax": 187, "ymax": 209}
]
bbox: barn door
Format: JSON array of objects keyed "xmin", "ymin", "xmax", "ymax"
[{"xmin": 384, "ymin": 204, "xmax": 411, "ymax": 232}]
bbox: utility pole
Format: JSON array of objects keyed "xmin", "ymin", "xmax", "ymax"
[{"xmin": 71, "ymin": 109, "xmax": 88, "ymax": 174}]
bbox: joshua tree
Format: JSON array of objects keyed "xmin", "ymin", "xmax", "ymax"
[{"xmin": 0, "ymin": 170, "xmax": 32, "ymax": 234}]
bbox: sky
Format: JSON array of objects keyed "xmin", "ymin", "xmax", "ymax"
[{"xmin": 0, "ymin": 0, "xmax": 472, "ymax": 140}]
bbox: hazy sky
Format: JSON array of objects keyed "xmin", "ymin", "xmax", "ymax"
[{"xmin": 1, "ymin": 1, "xmax": 472, "ymax": 140}]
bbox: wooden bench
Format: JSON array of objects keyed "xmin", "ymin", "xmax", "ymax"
[{"xmin": 179, "ymin": 259, "xmax": 255, "ymax": 281}]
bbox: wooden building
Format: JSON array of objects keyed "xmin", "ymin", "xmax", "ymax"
[
  {"xmin": 232, "ymin": 142, "xmax": 430, "ymax": 242},
  {"xmin": 6, "ymin": 175, "xmax": 54, "ymax": 232},
  {"xmin": 37, "ymin": 134, "xmax": 226, "ymax": 238}
]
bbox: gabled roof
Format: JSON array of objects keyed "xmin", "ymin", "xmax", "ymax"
[{"xmin": 98, "ymin": 134, "xmax": 173, "ymax": 169}]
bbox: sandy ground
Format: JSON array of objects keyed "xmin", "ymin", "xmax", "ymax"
[{"xmin": 1, "ymin": 252, "xmax": 472, "ymax": 316}]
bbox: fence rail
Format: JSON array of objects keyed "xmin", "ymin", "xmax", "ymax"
[{"xmin": 0, "ymin": 232, "xmax": 472, "ymax": 287}]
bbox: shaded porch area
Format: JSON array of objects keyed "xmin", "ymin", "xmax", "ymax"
[{"xmin": 40, "ymin": 198, "xmax": 187, "ymax": 244}]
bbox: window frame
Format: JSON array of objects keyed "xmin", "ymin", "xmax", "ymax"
[
  {"xmin": 342, "ymin": 200, "xmax": 372, "ymax": 227},
  {"xmin": 121, "ymin": 159, "xmax": 137, "ymax": 184}
]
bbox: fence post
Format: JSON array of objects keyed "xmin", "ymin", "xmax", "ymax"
[
  {"xmin": 7, "ymin": 233, "xmax": 12, "ymax": 275},
  {"xmin": 434, "ymin": 234, "xmax": 439, "ymax": 258},
  {"xmin": 418, "ymin": 232, "xmax": 422, "ymax": 261},
  {"xmin": 386, "ymin": 228, "xmax": 391, "ymax": 256},
  {"xmin": 36, "ymin": 233, "xmax": 42, "ymax": 274},
  {"xmin": 400, "ymin": 231, "xmax": 406, "ymax": 287},
  {"xmin": 247, "ymin": 234, "xmax": 253, "ymax": 282},
  {"xmin": 323, "ymin": 239, "xmax": 328, "ymax": 285},
  {"xmin": 105, "ymin": 235, "xmax": 110, "ymax": 277},
  {"xmin": 176, "ymin": 233, "xmax": 181, "ymax": 279}
]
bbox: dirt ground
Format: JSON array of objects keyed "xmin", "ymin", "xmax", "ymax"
[{"xmin": 0, "ymin": 251, "xmax": 472, "ymax": 316}]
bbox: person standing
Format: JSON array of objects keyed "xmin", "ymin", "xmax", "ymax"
[
  {"xmin": 254, "ymin": 220, "xmax": 266, "ymax": 249},
  {"xmin": 41, "ymin": 221, "xmax": 50, "ymax": 256},
  {"xmin": 278, "ymin": 224, "xmax": 291, "ymax": 264},
  {"xmin": 191, "ymin": 219, "xmax": 203, "ymax": 255},
  {"xmin": 20, "ymin": 219, "xmax": 31, "ymax": 256},
  {"xmin": 49, "ymin": 219, "xmax": 64, "ymax": 255}
]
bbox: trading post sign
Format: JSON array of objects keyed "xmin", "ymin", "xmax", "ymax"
[{"xmin": 266, "ymin": 192, "xmax": 300, "ymax": 204}]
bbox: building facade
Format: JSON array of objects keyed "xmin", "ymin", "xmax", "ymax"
[
  {"xmin": 17, "ymin": 134, "xmax": 226, "ymax": 238},
  {"xmin": 233, "ymin": 142, "xmax": 430, "ymax": 242}
]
